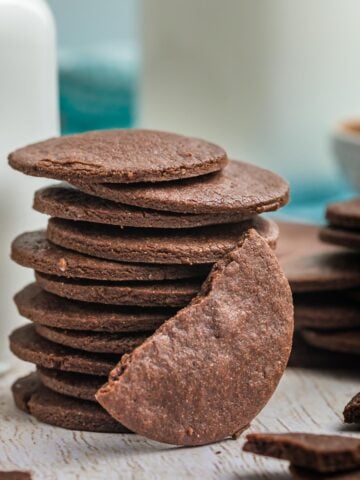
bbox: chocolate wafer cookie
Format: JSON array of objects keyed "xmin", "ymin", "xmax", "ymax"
[
  {"xmin": 34, "ymin": 183, "xmax": 257, "ymax": 229},
  {"xmin": 302, "ymin": 329, "xmax": 360, "ymax": 356},
  {"xmin": 35, "ymin": 272, "xmax": 201, "ymax": 307},
  {"xmin": 38, "ymin": 368, "xmax": 105, "ymax": 402},
  {"xmin": 14, "ymin": 284, "xmax": 171, "ymax": 333},
  {"xmin": 12, "ymin": 373, "xmax": 129, "ymax": 433},
  {"xmin": 12, "ymin": 231, "xmax": 209, "ymax": 281},
  {"xmin": 97, "ymin": 231, "xmax": 293, "ymax": 446},
  {"xmin": 47, "ymin": 216, "xmax": 279, "ymax": 265},
  {"xmin": 74, "ymin": 160, "xmax": 289, "ymax": 214},
  {"xmin": 35, "ymin": 325, "xmax": 148, "ymax": 354},
  {"xmin": 326, "ymin": 198, "xmax": 360, "ymax": 230},
  {"xmin": 10, "ymin": 324, "xmax": 117, "ymax": 376},
  {"xmin": 9, "ymin": 129, "xmax": 227, "ymax": 183}
]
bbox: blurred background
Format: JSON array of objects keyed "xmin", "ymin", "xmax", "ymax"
[
  {"xmin": 48, "ymin": 0, "xmax": 360, "ymax": 219},
  {"xmin": 1, "ymin": 0, "xmax": 360, "ymax": 368}
]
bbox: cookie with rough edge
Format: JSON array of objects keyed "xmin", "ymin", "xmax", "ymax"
[
  {"xmin": 10, "ymin": 324, "xmax": 117, "ymax": 376},
  {"xmin": 35, "ymin": 272, "xmax": 201, "ymax": 307},
  {"xmin": 294, "ymin": 292, "xmax": 360, "ymax": 330},
  {"xmin": 12, "ymin": 373, "xmax": 129, "ymax": 433},
  {"xmin": 96, "ymin": 230, "xmax": 293, "ymax": 446},
  {"xmin": 47, "ymin": 217, "xmax": 279, "ymax": 265},
  {"xmin": 12, "ymin": 231, "xmax": 209, "ymax": 281},
  {"xmin": 320, "ymin": 226, "xmax": 360, "ymax": 250},
  {"xmin": 34, "ymin": 183, "xmax": 257, "ymax": 229},
  {"xmin": 326, "ymin": 198, "xmax": 360, "ymax": 230},
  {"xmin": 38, "ymin": 368, "xmax": 105, "ymax": 402},
  {"xmin": 243, "ymin": 432, "xmax": 360, "ymax": 473},
  {"xmin": 277, "ymin": 222, "xmax": 360, "ymax": 292},
  {"xmin": 14, "ymin": 284, "xmax": 171, "ymax": 333},
  {"xmin": 8, "ymin": 129, "xmax": 227, "ymax": 184},
  {"xmin": 74, "ymin": 160, "xmax": 289, "ymax": 214},
  {"xmin": 344, "ymin": 392, "xmax": 360, "ymax": 425},
  {"xmin": 302, "ymin": 329, "xmax": 360, "ymax": 356},
  {"xmin": 35, "ymin": 324, "xmax": 148, "ymax": 354}
]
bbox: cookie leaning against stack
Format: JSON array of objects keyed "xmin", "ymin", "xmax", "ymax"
[
  {"xmin": 277, "ymin": 214, "xmax": 360, "ymax": 369},
  {"xmin": 9, "ymin": 128, "xmax": 293, "ymax": 445}
]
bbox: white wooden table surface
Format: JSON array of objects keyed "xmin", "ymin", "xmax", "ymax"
[{"xmin": 0, "ymin": 360, "xmax": 359, "ymax": 480}]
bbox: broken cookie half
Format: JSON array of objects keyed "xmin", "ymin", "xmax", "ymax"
[{"xmin": 96, "ymin": 230, "xmax": 294, "ymax": 446}]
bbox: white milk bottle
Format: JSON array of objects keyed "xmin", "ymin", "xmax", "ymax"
[{"xmin": 0, "ymin": 0, "xmax": 59, "ymax": 374}]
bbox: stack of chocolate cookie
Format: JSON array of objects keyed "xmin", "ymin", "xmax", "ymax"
[
  {"xmin": 8, "ymin": 129, "xmax": 290, "ymax": 436},
  {"xmin": 278, "ymin": 200, "xmax": 360, "ymax": 367}
]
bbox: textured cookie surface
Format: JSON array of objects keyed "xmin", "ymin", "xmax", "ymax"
[
  {"xmin": 96, "ymin": 230, "xmax": 293, "ymax": 446},
  {"xmin": 344, "ymin": 392, "xmax": 360, "ymax": 425},
  {"xmin": 8, "ymin": 129, "xmax": 227, "ymax": 183},
  {"xmin": 12, "ymin": 373, "xmax": 129, "ymax": 433},
  {"xmin": 47, "ymin": 217, "xmax": 278, "ymax": 265},
  {"xmin": 243, "ymin": 432, "xmax": 360, "ymax": 473},
  {"xmin": 35, "ymin": 272, "xmax": 201, "ymax": 307},
  {"xmin": 320, "ymin": 226, "xmax": 360, "ymax": 250},
  {"xmin": 277, "ymin": 222, "xmax": 360, "ymax": 292},
  {"xmin": 14, "ymin": 284, "xmax": 171, "ymax": 333},
  {"xmin": 326, "ymin": 197, "xmax": 360, "ymax": 229},
  {"xmin": 302, "ymin": 329, "xmax": 360, "ymax": 356},
  {"xmin": 10, "ymin": 324, "xmax": 117, "ymax": 376},
  {"xmin": 34, "ymin": 183, "xmax": 256, "ymax": 229},
  {"xmin": 12, "ymin": 231, "xmax": 209, "ymax": 281},
  {"xmin": 294, "ymin": 292, "xmax": 360, "ymax": 330},
  {"xmin": 75, "ymin": 160, "xmax": 289, "ymax": 214},
  {"xmin": 35, "ymin": 324, "xmax": 148, "ymax": 354},
  {"xmin": 38, "ymin": 368, "xmax": 105, "ymax": 402}
]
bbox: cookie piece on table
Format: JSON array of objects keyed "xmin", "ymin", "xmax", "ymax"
[
  {"xmin": 35, "ymin": 272, "xmax": 202, "ymax": 308},
  {"xmin": 12, "ymin": 373, "xmax": 129, "ymax": 433},
  {"xmin": 14, "ymin": 284, "xmax": 172, "ymax": 333},
  {"xmin": 74, "ymin": 160, "xmax": 289, "ymax": 214},
  {"xmin": 344, "ymin": 393, "xmax": 360, "ymax": 425},
  {"xmin": 12, "ymin": 231, "xmax": 209, "ymax": 281},
  {"xmin": 8, "ymin": 129, "xmax": 227, "ymax": 183},
  {"xmin": 35, "ymin": 325, "xmax": 148, "ymax": 354},
  {"xmin": 9, "ymin": 324, "xmax": 117, "ymax": 376},
  {"xmin": 96, "ymin": 230, "xmax": 293, "ymax": 446},
  {"xmin": 277, "ymin": 222, "xmax": 360, "ymax": 292},
  {"xmin": 46, "ymin": 216, "xmax": 279, "ymax": 265},
  {"xmin": 34, "ymin": 183, "xmax": 259, "ymax": 229},
  {"xmin": 243, "ymin": 432, "xmax": 360, "ymax": 473}
]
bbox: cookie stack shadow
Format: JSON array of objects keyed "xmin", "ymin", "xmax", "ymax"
[
  {"xmin": 277, "ymin": 199, "xmax": 360, "ymax": 369},
  {"xmin": 8, "ymin": 129, "xmax": 289, "ymax": 433}
]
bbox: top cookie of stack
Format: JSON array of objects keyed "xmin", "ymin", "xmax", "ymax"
[{"xmin": 9, "ymin": 129, "xmax": 291, "ymax": 442}]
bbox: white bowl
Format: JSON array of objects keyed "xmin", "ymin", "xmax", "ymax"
[{"xmin": 333, "ymin": 120, "xmax": 360, "ymax": 191}]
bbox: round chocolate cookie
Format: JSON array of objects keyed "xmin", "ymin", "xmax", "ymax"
[
  {"xmin": 302, "ymin": 329, "xmax": 360, "ymax": 356},
  {"xmin": 74, "ymin": 160, "xmax": 289, "ymax": 214},
  {"xmin": 294, "ymin": 292, "xmax": 360, "ymax": 330},
  {"xmin": 277, "ymin": 222, "xmax": 360, "ymax": 292},
  {"xmin": 96, "ymin": 230, "xmax": 293, "ymax": 446},
  {"xmin": 288, "ymin": 332, "xmax": 359, "ymax": 370},
  {"xmin": 38, "ymin": 368, "xmax": 105, "ymax": 402},
  {"xmin": 12, "ymin": 231, "xmax": 209, "ymax": 281},
  {"xmin": 9, "ymin": 324, "xmax": 117, "ymax": 376},
  {"xmin": 8, "ymin": 129, "xmax": 227, "ymax": 184},
  {"xmin": 320, "ymin": 226, "xmax": 360, "ymax": 250},
  {"xmin": 34, "ymin": 183, "xmax": 257, "ymax": 229},
  {"xmin": 14, "ymin": 284, "xmax": 171, "ymax": 333},
  {"xmin": 12, "ymin": 373, "xmax": 130, "ymax": 433},
  {"xmin": 47, "ymin": 217, "xmax": 278, "ymax": 265},
  {"xmin": 326, "ymin": 197, "xmax": 360, "ymax": 229},
  {"xmin": 35, "ymin": 324, "xmax": 148, "ymax": 354},
  {"xmin": 35, "ymin": 272, "xmax": 201, "ymax": 307}
]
